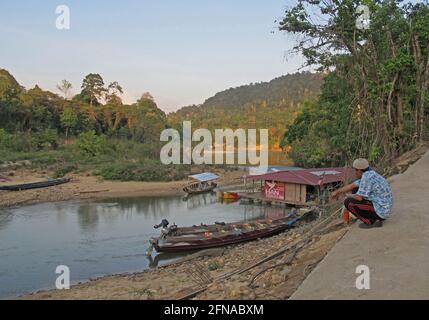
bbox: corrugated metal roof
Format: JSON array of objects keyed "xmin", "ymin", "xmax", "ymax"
[
  {"xmin": 189, "ymin": 172, "xmax": 220, "ymax": 182},
  {"xmin": 247, "ymin": 166, "xmax": 302, "ymax": 176},
  {"xmin": 247, "ymin": 167, "xmax": 355, "ymax": 186}
]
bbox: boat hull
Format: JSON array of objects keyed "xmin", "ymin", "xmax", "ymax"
[
  {"xmin": 151, "ymin": 216, "xmax": 303, "ymax": 253},
  {"xmin": 0, "ymin": 178, "xmax": 71, "ymax": 191},
  {"xmin": 222, "ymin": 192, "xmax": 240, "ymax": 200},
  {"xmin": 183, "ymin": 183, "xmax": 217, "ymax": 195}
]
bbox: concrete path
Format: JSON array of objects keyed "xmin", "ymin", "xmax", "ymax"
[{"xmin": 290, "ymin": 151, "xmax": 429, "ymax": 299}]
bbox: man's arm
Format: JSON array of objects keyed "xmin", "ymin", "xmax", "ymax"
[{"xmin": 331, "ymin": 183, "xmax": 363, "ymax": 201}]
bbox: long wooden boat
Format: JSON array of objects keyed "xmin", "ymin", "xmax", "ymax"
[
  {"xmin": 0, "ymin": 178, "xmax": 71, "ymax": 191},
  {"xmin": 150, "ymin": 212, "xmax": 307, "ymax": 253}
]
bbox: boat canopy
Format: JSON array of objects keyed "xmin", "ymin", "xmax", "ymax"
[{"xmin": 188, "ymin": 172, "xmax": 219, "ymax": 182}]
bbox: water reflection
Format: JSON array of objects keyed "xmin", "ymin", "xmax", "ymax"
[
  {"xmin": 81, "ymin": 193, "xmax": 271, "ymax": 231},
  {"xmin": 184, "ymin": 193, "xmax": 218, "ymax": 209},
  {"xmin": 77, "ymin": 204, "xmax": 99, "ymax": 233},
  {"xmin": 146, "ymin": 252, "xmax": 190, "ymax": 268}
]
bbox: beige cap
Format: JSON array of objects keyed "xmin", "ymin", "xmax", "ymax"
[{"xmin": 353, "ymin": 158, "xmax": 369, "ymax": 170}]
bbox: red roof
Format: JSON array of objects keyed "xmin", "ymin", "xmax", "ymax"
[{"xmin": 247, "ymin": 167, "xmax": 355, "ymax": 186}]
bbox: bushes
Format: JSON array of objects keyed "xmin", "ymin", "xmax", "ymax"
[
  {"xmin": 76, "ymin": 131, "xmax": 106, "ymax": 157},
  {"xmin": 54, "ymin": 164, "xmax": 78, "ymax": 178},
  {"xmin": 0, "ymin": 128, "xmax": 8, "ymax": 149},
  {"xmin": 0, "ymin": 130, "xmax": 37, "ymax": 152},
  {"xmin": 0, "ymin": 128, "xmax": 59, "ymax": 152},
  {"xmin": 32, "ymin": 129, "xmax": 59, "ymax": 150},
  {"xmin": 94, "ymin": 161, "xmax": 189, "ymax": 182}
]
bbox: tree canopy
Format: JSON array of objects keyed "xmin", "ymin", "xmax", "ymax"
[
  {"xmin": 281, "ymin": 0, "xmax": 429, "ymax": 168},
  {"xmin": 0, "ymin": 71, "xmax": 166, "ymax": 144}
]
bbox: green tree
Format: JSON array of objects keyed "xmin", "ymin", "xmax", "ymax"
[
  {"xmin": 140, "ymin": 92, "xmax": 155, "ymax": 102},
  {"xmin": 60, "ymin": 107, "xmax": 78, "ymax": 139},
  {"xmin": 76, "ymin": 130, "xmax": 106, "ymax": 157},
  {"xmin": 79, "ymin": 74, "xmax": 106, "ymax": 120}
]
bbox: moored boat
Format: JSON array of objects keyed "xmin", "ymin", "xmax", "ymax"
[
  {"xmin": 183, "ymin": 181, "xmax": 217, "ymax": 194},
  {"xmin": 183, "ymin": 172, "xmax": 219, "ymax": 195},
  {"xmin": 222, "ymin": 191, "xmax": 240, "ymax": 200},
  {"xmin": 148, "ymin": 211, "xmax": 310, "ymax": 253},
  {"xmin": 0, "ymin": 178, "xmax": 71, "ymax": 191}
]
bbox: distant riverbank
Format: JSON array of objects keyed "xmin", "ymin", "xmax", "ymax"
[{"xmin": 0, "ymin": 168, "xmax": 244, "ymax": 209}]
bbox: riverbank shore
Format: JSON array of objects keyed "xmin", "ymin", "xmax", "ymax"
[
  {"xmin": 20, "ymin": 213, "xmax": 350, "ymax": 300},
  {"xmin": 0, "ymin": 168, "xmax": 244, "ymax": 209}
]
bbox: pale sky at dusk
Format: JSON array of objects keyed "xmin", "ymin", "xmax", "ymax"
[{"xmin": 0, "ymin": 0, "xmax": 306, "ymax": 112}]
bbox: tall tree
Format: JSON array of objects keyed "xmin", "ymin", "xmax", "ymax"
[
  {"xmin": 106, "ymin": 81, "xmax": 123, "ymax": 105},
  {"xmin": 80, "ymin": 73, "xmax": 106, "ymax": 120},
  {"xmin": 56, "ymin": 80, "xmax": 72, "ymax": 100},
  {"xmin": 140, "ymin": 92, "xmax": 155, "ymax": 102}
]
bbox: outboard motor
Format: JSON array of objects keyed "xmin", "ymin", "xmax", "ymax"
[
  {"xmin": 154, "ymin": 219, "xmax": 169, "ymax": 229},
  {"xmin": 154, "ymin": 219, "xmax": 173, "ymax": 239}
]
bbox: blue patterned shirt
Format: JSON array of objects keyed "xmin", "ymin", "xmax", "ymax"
[{"xmin": 353, "ymin": 169, "xmax": 393, "ymax": 219}]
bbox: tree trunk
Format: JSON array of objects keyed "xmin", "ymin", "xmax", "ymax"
[
  {"xmin": 396, "ymin": 93, "xmax": 404, "ymax": 132},
  {"xmin": 387, "ymin": 73, "xmax": 399, "ymax": 124},
  {"xmin": 412, "ymin": 33, "xmax": 423, "ymax": 141},
  {"xmin": 420, "ymin": 44, "xmax": 429, "ymax": 142}
]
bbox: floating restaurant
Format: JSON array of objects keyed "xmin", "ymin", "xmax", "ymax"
[{"xmin": 241, "ymin": 167, "xmax": 355, "ymax": 206}]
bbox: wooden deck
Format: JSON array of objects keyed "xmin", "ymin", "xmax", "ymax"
[{"xmin": 238, "ymin": 192, "xmax": 315, "ymax": 207}]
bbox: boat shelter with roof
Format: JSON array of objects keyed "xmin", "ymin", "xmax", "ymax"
[
  {"xmin": 242, "ymin": 167, "xmax": 355, "ymax": 206},
  {"xmin": 188, "ymin": 172, "xmax": 219, "ymax": 182}
]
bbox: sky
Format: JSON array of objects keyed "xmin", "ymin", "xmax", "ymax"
[{"xmin": 0, "ymin": 0, "xmax": 305, "ymax": 112}]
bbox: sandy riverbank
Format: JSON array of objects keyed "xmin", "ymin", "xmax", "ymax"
[{"xmin": 0, "ymin": 168, "xmax": 244, "ymax": 208}]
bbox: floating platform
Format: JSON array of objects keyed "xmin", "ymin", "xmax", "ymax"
[{"xmin": 238, "ymin": 192, "xmax": 315, "ymax": 207}]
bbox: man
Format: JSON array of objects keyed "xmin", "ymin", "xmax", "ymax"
[{"xmin": 331, "ymin": 158, "xmax": 393, "ymax": 229}]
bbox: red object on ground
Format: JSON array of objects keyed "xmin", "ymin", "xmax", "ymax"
[{"xmin": 343, "ymin": 209, "xmax": 350, "ymax": 224}]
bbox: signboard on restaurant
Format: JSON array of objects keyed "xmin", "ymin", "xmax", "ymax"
[{"xmin": 264, "ymin": 181, "xmax": 285, "ymax": 200}]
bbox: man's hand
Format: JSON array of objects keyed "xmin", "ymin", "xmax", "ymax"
[
  {"xmin": 331, "ymin": 190, "xmax": 340, "ymax": 201},
  {"xmin": 351, "ymin": 194, "xmax": 364, "ymax": 201}
]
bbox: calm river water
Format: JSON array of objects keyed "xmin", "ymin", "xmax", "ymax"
[{"xmin": 0, "ymin": 193, "xmax": 292, "ymax": 298}]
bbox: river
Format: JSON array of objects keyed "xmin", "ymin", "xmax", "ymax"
[{"xmin": 0, "ymin": 193, "xmax": 292, "ymax": 298}]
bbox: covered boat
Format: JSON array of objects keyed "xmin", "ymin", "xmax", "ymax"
[{"xmin": 183, "ymin": 172, "xmax": 219, "ymax": 195}]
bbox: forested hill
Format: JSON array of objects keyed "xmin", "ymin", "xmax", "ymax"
[
  {"xmin": 203, "ymin": 72, "xmax": 324, "ymax": 109},
  {"xmin": 168, "ymin": 72, "xmax": 325, "ymax": 149}
]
